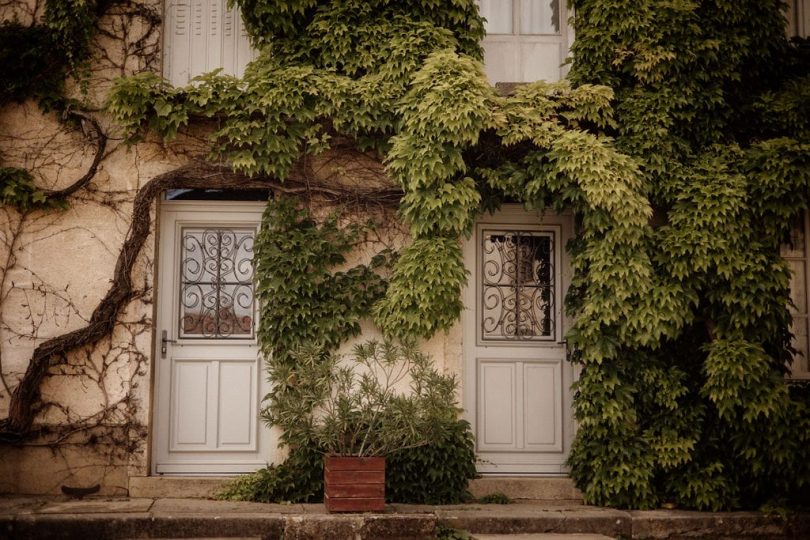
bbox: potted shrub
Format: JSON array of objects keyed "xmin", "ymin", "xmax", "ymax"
[{"xmin": 293, "ymin": 340, "xmax": 459, "ymax": 512}]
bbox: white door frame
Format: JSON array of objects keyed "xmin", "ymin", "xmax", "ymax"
[
  {"xmin": 462, "ymin": 204, "xmax": 575, "ymax": 475},
  {"xmin": 152, "ymin": 200, "xmax": 271, "ymax": 475}
]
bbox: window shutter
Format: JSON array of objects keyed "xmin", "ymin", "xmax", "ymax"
[
  {"xmin": 165, "ymin": 0, "xmax": 190, "ymax": 86},
  {"xmin": 164, "ymin": 0, "xmax": 256, "ymax": 86}
]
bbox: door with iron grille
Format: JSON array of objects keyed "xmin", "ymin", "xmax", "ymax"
[
  {"xmin": 153, "ymin": 201, "xmax": 271, "ymax": 474},
  {"xmin": 463, "ymin": 206, "xmax": 575, "ymax": 474}
]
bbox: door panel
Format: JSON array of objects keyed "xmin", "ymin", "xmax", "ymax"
[
  {"xmin": 463, "ymin": 206, "xmax": 574, "ymax": 474},
  {"xmin": 218, "ymin": 361, "xmax": 257, "ymax": 447},
  {"xmin": 478, "ymin": 361, "xmax": 517, "ymax": 450},
  {"xmin": 154, "ymin": 201, "xmax": 270, "ymax": 475},
  {"xmin": 523, "ymin": 362, "xmax": 561, "ymax": 450},
  {"xmin": 172, "ymin": 361, "xmax": 209, "ymax": 447}
]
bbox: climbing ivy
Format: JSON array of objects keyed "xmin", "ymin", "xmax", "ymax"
[
  {"xmin": 0, "ymin": 167, "xmax": 66, "ymax": 212},
  {"xmin": 107, "ymin": 0, "xmax": 810, "ymax": 510},
  {"xmin": 0, "ymin": 0, "xmax": 103, "ymax": 108},
  {"xmin": 563, "ymin": 0, "xmax": 810, "ymax": 510},
  {"xmin": 1, "ymin": 0, "xmax": 112, "ymax": 218},
  {"xmin": 221, "ymin": 197, "xmax": 478, "ymax": 504},
  {"xmin": 253, "ymin": 198, "xmax": 389, "ymax": 450}
]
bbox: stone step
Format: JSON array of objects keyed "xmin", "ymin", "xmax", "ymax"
[
  {"xmin": 468, "ymin": 478, "xmax": 582, "ymax": 502},
  {"xmin": 129, "ymin": 476, "xmax": 230, "ymax": 499},
  {"xmin": 128, "ymin": 476, "xmax": 583, "ymax": 502}
]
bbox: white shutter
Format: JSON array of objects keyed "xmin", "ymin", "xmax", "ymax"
[
  {"xmin": 207, "ymin": 0, "xmax": 223, "ymax": 71},
  {"xmin": 165, "ymin": 0, "xmax": 191, "ymax": 86},
  {"xmin": 164, "ymin": 0, "xmax": 257, "ymax": 86},
  {"xmin": 189, "ymin": 0, "xmax": 206, "ymax": 77}
]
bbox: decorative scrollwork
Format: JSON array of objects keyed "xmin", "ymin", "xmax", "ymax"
[
  {"xmin": 180, "ymin": 228, "xmax": 255, "ymax": 338},
  {"xmin": 481, "ymin": 230, "xmax": 554, "ymax": 341}
]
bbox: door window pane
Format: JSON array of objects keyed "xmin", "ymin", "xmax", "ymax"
[
  {"xmin": 180, "ymin": 227, "xmax": 255, "ymax": 338},
  {"xmin": 481, "ymin": 230, "xmax": 555, "ymax": 341}
]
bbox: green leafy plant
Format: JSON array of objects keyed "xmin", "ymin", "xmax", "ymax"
[
  {"xmin": 289, "ymin": 340, "xmax": 460, "ymax": 457},
  {"xmin": 435, "ymin": 525, "xmax": 472, "ymax": 540},
  {"xmin": 0, "ymin": 167, "xmax": 65, "ymax": 212},
  {"xmin": 386, "ymin": 418, "xmax": 477, "ymax": 504},
  {"xmin": 477, "ymin": 492, "xmax": 513, "ymax": 504},
  {"xmin": 220, "ymin": 340, "xmax": 478, "ymax": 503},
  {"xmin": 254, "ymin": 198, "xmax": 390, "ymax": 449},
  {"xmin": 218, "ymin": 447, "xmax": 324, "ymax": 503}
]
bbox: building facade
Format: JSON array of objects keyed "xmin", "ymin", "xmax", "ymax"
[{"xmin": 0, "ymin": 0, "xmax": 807, "ymax": 495}]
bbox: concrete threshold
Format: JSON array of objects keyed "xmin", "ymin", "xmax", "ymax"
[{"xmin": 1, "ymin": 497, "xmax": 809, "ymax": 540}]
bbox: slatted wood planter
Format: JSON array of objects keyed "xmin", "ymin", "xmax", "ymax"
[{"xmin": 323, "ymin": 456, "xmax": 385, "ymax": 512}]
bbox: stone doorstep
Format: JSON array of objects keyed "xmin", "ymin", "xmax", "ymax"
[
  {"xmin": 436, "ymin": 505, "xmax": 631, "ymax": 538},
  {"xmin": 128, "ymin": 476, "xmax": 583, "ymax": 502},
  {"xmin": 128, "ymin": 476, "xmax": 231, "ymax": 499}
]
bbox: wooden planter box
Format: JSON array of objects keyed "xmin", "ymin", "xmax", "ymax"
[{"xmin": 323, "ymin": 455, "xmax": 385, "ymax": 512}]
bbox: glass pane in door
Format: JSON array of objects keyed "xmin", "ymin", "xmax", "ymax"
[
  {"xmin": 481, "ymin": 230, "xmax": 555, "ymax": 341},
  {"xmin": 179, "ymin": 227, "xmax": 256, "ymax": 338}
]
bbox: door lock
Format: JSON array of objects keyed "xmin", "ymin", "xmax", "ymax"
[{"xmin": 161, "ymin": 330, "xmax": 177, "ymax": 359}]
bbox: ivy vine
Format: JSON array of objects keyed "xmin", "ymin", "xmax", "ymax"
[{"xmin": 253, "ymin": 198, "xmax": 390, "ymax": 447}]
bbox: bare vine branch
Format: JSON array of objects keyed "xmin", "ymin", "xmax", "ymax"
[{"xmin": 43, "ymin": 110, "xmax": 108, "ymax": 200}]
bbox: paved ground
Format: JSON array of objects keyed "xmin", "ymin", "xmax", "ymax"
[{"xmin": 1, "ymin": 496, "xmax": 808, "ymax": 539}]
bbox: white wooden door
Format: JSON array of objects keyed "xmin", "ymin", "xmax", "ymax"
[
  {"xmin": 153, "ymin": 201, "xmax": 271, "ymax": 474},
  {"xmin": 463, "ymin": 206, "xmax": 575, "ymax": 474}
]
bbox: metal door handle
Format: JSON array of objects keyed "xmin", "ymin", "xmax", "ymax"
[{"xmin": 161, "ymin": 330, "xmax": 177, "ymax": 359}]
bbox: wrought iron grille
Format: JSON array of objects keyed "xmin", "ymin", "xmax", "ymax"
[
  {"xmin": 179, "ymin": 227, "xmax": 255, "ymax": 338},
  {"xmin": 481, "ymin": 229, "xmax": 555, "ymax": 341}
]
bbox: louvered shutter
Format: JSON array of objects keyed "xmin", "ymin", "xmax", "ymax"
[{"xmin": 164, "ymin": 0, "xmax": 257, "ymax": 86}]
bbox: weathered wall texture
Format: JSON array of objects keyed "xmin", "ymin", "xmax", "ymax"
[
  {"xmin": 0, "ymin": 0, "xmax": 464, "ymax": 495},
  {"xmin": 0, "ymin": 0, "xmax": 182, "ymax": 494}
]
